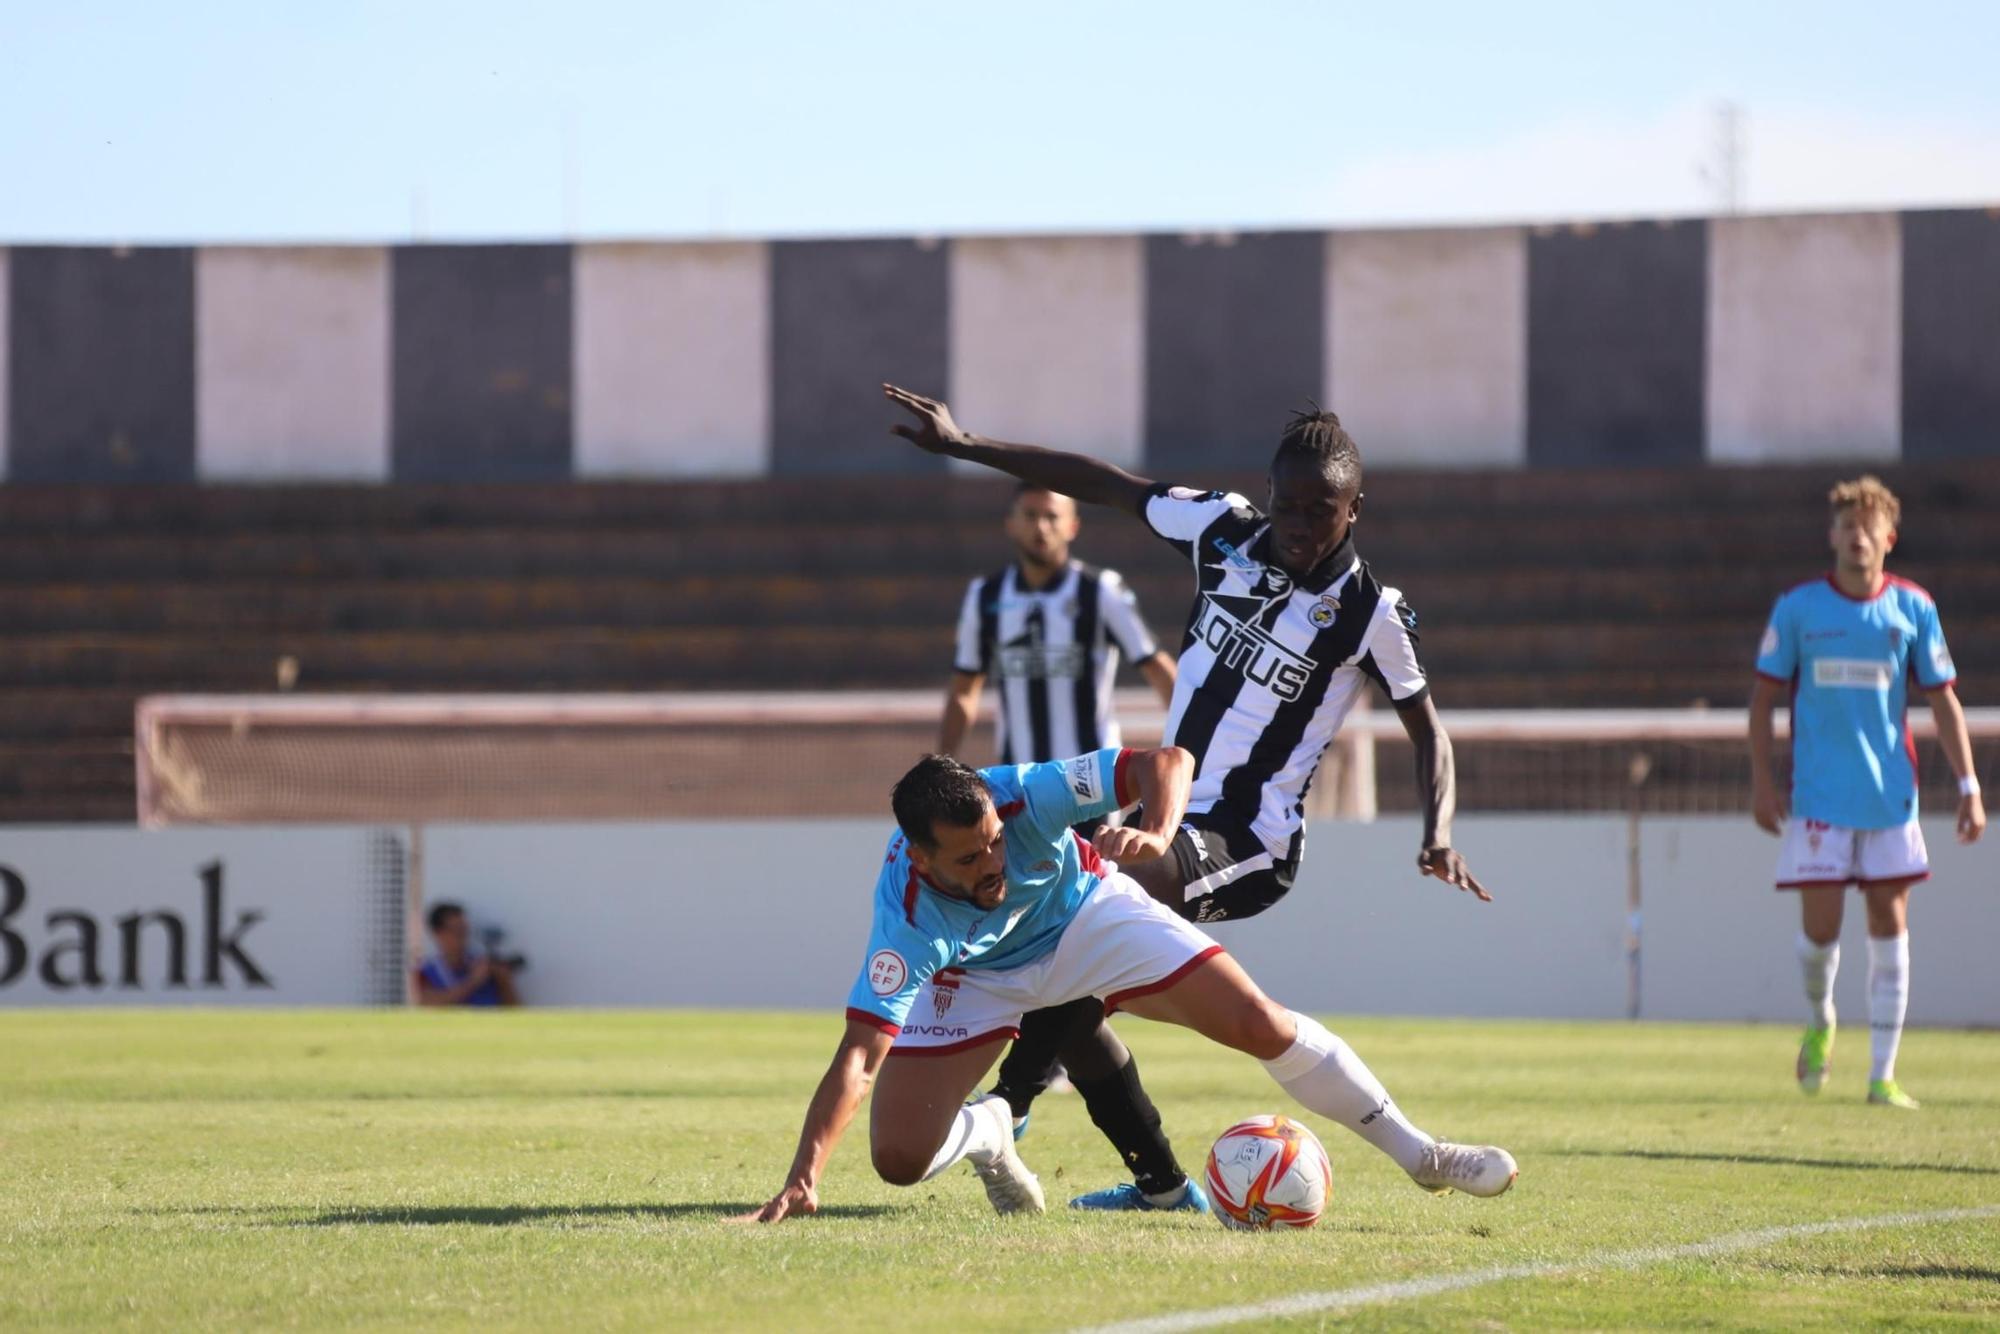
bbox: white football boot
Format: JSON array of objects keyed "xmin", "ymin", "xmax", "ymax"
[
  {"xmin": 967, "ymin": 1094, "xmax": 1046, "ymax": 1215},
  {"xmin": 1409, "ymin": 1141, "xmax": 1519, "ymax": 1198}
]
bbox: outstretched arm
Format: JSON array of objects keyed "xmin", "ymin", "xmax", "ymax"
[
  {"xmin": 1395, "ymin": 697, "xmax": 1491, "ymax": 902},
  {"xmin": 1925, "ymin": 684, "xmax": 1986, "ymax": 844},
  {"xmin": 744, "ymin": 1019, "xmax": 896, "ymax": 1223},
  {"xmin": 884, "ymin": 384, "xmax": 1155, "ymax": 518}
]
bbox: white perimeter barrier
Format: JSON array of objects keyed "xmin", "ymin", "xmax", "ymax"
[
  {"xmin": 3, "ymin": 816, "xmax": 1989, "ymax": 1022},
  {"xmin": 416, "ymin": 815, "xmax": 1996, "ymax": 1025},
  {"xmin": 0, "ymin": 827, "xmax": 406, "ymax": 1006}
]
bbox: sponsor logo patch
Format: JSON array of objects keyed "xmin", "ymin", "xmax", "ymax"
[
  {"xmin": 1932, "ymin": 640, "xmax": 1954, "ymax": 679},
  {"xmin": 867, "ymin": 949, "xmax": 907, "ymax": 996},
  {"xmin": 1760, "ymin": 625, "xmax": 1780, "ymax": 658},
  {"xmin": 1192, "ymin": 597, "xmax": 1316, "ymax": 701},
  {"xmin": 1813, "ymin": 658, "xmax": 1893, "ymax": 690},
  {"xmin": 1067, "ymin": 754, "xmax": 1103, "ymax": 805}
]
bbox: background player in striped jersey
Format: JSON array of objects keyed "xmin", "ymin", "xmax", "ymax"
[
  {"xmin": 939, "ymin": 483, "xmax": 1176, "ymax": 770},
  {"xmin": 885, "ymin": 382, "xmax": 1491, "ymax": 1212},
  {"xmin": 939, "ymin": 484, "xmax": 1180, "ymax": 1160},
  {"xmin": 1750, "ymin": 475, "xmax": 1984, "ymax": 1110}
]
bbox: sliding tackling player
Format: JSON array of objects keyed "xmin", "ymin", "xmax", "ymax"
[
  {"xmin": 746, "ymin": 745, "xmax": 1516, "ymax": 1223},
  {"xmin": 883, "ymin": 383, "xmax": 1493, "ymax": 1211}
]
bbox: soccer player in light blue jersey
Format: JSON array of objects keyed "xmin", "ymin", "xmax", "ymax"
[
  {"xmin": 1750, "ymin": 475, "xmax": 1986, "ymax": 1110},
  {"xmin": 746, "ymin": 745, "xmax": 1516, "ymax": 1222}
]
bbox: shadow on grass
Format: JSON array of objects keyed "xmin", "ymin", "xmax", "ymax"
[
  {"xmin": 1850, "ymin": 1264, "xmax": 2000, "ymax": 1283},
  {"xmin": 1552, "ymin": 1148, "xmax": 2000, "ymax": 1177},
  {"xmin": 141, "ymin": 1202, "xmax": 900, "ymax": 1225}
]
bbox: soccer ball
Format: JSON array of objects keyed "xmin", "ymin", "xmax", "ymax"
[{"xmin": 1203, "ymin": 1114, "xmax": 1331, "ymax": 1230}]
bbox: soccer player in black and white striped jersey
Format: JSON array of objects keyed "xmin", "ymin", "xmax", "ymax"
[
  {"xmin": 885, "ymin": 382, "xmax": 1511, "ymax": 1212},
  {"xmin": 939, "ymin": 484, "xmax": 1176, "ymax": 769}
]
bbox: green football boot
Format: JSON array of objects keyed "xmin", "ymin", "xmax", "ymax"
[
  {"xmin": 1867, "ymin": 1078, "xmax": 1920, "ymax": 1110},
  {"xmin": 1796, "ymin": 1026, "xmax": 1834, "ymax": 1095}
]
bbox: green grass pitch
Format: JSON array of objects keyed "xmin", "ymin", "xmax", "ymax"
[{"xmin": 3, "ymin": 1011, "xmax": 1996, "ymax": 1330}]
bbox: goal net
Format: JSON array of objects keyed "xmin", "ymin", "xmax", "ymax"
[{"xmin": 134, "ymin": 692, "xmax": 2000, "ymax": 826}]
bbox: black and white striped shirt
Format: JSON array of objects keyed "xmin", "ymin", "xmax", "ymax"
[
  {"xmin": 954, "ymin": 561, "xmax": 1161, "ymax": 764},
  {"xmin": 1143, "ymin": 483, "xmax": 1429, "ymax": 860}
]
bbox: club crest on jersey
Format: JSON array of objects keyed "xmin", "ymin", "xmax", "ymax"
[
  {"xmin": 1192, "ymin": 596, "xmax": 1315, "ymax": 701},
  {"xmin": 1309, "ymin": 595, "xmax": 1340, "ymax": 628},
  {"xmin": 931, "ymin": 972, "xmax": 961, "ymax": 1017}
]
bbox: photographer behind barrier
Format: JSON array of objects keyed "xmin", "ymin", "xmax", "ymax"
[{"xmin": 414, "ymin": 902, "xmax": 523, "ymax": 1007}]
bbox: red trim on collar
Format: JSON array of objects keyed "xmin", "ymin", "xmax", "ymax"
[
  {"xmin": 902, "ymin": 866, "xmax": 921, "ymax": 924},
  {"xmin": 1824, "ymin": 572, "xmax": 1888, "ymax": 603},
  {"xmin": 995, "ymin": 798, "xmax": 1025, "ymax": 820}
]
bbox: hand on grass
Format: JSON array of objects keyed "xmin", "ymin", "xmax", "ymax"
[{"xmin": 740, "ymin": 1181, "xmax": 817, "ymax": 1224}]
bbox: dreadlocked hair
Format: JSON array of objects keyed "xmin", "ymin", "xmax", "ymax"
[{"xmin": 1271, "ymin": 405, "xmax": 1362, "ymax": 493}]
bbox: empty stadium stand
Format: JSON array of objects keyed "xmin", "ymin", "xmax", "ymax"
[{"xmin": 4, "ymin": 462, "xmax": 1996, "ymax": 822}]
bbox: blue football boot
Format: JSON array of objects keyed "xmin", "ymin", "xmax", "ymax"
[{"xmin": 1069, "ymin": 1176, "xmax": 1212, "ymax": 1213}]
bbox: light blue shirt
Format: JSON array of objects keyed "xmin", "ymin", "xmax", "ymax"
[
  {"xmin": 845, "ymin": 749, "xmax": 1128, "ymax": 1035},
  {"xmin": 1756, "ymin": 575, "xmax": 1955, "ymax": 829}
]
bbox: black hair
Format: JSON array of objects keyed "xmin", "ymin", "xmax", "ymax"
[
  {"xmin": 892, "ymin": 754, "xmax": 994, "ymax": 848},
  {"xmin": 427, "ymin": 902, "xmax": 465, "ymax": 935},
  {"xmin": 1270, "ymin": 407, "xmax": 1362, "ymax": 495}
]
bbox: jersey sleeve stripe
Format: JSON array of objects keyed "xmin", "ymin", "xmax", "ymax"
[
  {"xmin": 844, "ymin": 1007, "xmax": 900, "ymax": 1035},
  {"xmin": 1113, "ymin": 748, "xmax": 1136, "ymax": 807},
  {"xmin": 1918, "ymin": 676, "xmax": 1957, "ymax": 693},
  {"xmin": 1755, "ymin": 670, "xmax": 1792, "ymax": 687}
]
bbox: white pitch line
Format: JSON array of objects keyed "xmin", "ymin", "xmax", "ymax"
[{"xmin": 1071, "ymin": 1203, "xmax": 2000, "ymax": 1334}]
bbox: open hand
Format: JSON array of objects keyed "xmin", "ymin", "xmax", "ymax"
[
  {"xmin": 1418, "ymin": 846, "xmax": 1491, "ymax": 902},
  {"xmin": 1093, "ymin": 825, "xmax": 1172, "ymax": 864},
  {"xmin": 885, "ymin": 384, "xmax": 971, "ymax": 455},
  {"xmin": 738, "ymin": 1181, "xmax": 817, "ymax": 1224}
]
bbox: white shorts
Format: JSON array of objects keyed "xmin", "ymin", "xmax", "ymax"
[
  {"xmin": 889, "ymin": 873, "xmax": 1225, "ymax": 1057},
  {"xmin": 1774, "ymin": 816, "xmax": 1930, "ymax": 890}
]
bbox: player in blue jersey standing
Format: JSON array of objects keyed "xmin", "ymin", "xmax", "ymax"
[
  {"xmin": 1750, "ymin": 476, "xmax": 1985, "ymax": 1110},
  {"xmin": 746, "ymin": 744, "xmax": 1516, "ymax": 1222}
]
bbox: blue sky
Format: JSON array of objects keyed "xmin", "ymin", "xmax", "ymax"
[{"xmin": 4, "ymin": 0, "xmax": 1998, "ymax": 243}]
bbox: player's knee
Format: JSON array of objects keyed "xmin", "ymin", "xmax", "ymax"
[
  {"xmin": 1220, "ymin": 996, "xmax": 1294, "ymax": 1061},
  {"xmin": 870, "ymin": 1140, "xmax": 929, "ymax": 1187}
]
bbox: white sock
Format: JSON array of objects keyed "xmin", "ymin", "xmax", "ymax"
[
  {"xmin": 1260, "ymin": 1012, "xmax": 1433, "ymax": 1174},
  {"xmin": 1798, "ymin": 932, "xmax": 1840, "ymax": 1031},
  {"xmin": 919, "ymin": 1101, "xmax": 1009, "ymax": 1182},
  {"xmin": 1867, "ymin": 934, "xmax": 1910, "ymax": 1083}
]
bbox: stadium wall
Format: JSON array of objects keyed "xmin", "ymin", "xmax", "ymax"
[
  {"xmin": 14, "ymin": 816, "xmax": 1990, "ymax": 1025},
  {"xmin": 4, "ymin": 210, "xmax": 2000, "ymax": 483}
]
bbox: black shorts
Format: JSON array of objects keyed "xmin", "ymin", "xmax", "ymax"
[{"xmin": 1167, "ymin": 811, "xmax": 1302, "ymax": 924}]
